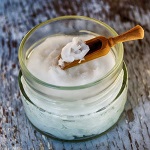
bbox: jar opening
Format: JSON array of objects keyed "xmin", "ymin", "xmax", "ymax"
[{"xmin": 18, "ymin": 16, "xmax": 123, "ymax": 90}]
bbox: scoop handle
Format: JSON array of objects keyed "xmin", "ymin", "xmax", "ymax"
[{"xmin": 108, "ymin": 25, "xmax": 144, "ymax": 47}]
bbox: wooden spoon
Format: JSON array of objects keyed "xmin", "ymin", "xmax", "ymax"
[{"xmin": 60, "ymin": 25, "xmax": 144, "ymax": 70}]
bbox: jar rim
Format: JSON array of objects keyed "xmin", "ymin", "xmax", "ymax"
[{"xmin": 18, "ymin": 15, "xmax": 123, "ymax": 90}]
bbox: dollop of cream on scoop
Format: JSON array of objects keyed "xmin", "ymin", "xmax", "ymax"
[{"xmin": 58, "ymin": 37, "xmax": 90, "ymax": 67}]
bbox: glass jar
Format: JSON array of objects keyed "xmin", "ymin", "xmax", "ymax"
[{"xmin": 18, "ymin": 16, "xmax": 128, "ymax": 140}]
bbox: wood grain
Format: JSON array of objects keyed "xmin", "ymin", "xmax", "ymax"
[{"xmin": 0, "ymin": 0, "xmax": 150, "ymax": 149}]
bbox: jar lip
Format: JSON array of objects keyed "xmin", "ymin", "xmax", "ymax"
[{"xmin": 18, "ymin": 15, "xmax": 123, "ymax": 90}]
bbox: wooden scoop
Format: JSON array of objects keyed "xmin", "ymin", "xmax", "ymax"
[{"xmin": 61, "ymin": 25, "xmax": 144, "ymax": 70}]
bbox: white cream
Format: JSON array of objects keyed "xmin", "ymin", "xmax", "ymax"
[
  {"xmin": 58, "ymin": 37, "xmax": 90, "ymax": 67},
  {"xmin": 26, "ymin": 35, "xmax": 116, "ymax": 86},
  {"xmin": 20, "ymin": 34, "xmax": 128, "ymax": 140}
]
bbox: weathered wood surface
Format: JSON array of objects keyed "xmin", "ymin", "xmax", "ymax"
[{"xmin": 0, "ymin": 0, "xmax": 150, "ymax": 149}]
